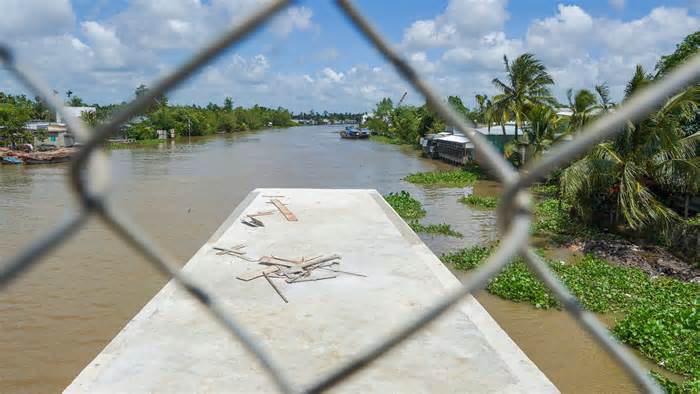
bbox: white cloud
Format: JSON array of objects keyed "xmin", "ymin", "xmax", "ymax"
[
  {"xmin": 398, "ymin": 1, "xmax": 699, "ymax": 105},
  {"xmin": 0, "ymin": 0, "xmax": 75, "ymax": 37},
  {"xmin": 1, "ymin": 0, "xmax": 698, "ymax": 112},
  {"xmin": 81, "ymin": 21, "xmax": 129, "ymax": 69},
  {"xmin": 272, "ymin": 6, "xmax": 314, "ymax": 37},
  {"xmin": 526, "ymin": 5, "xmax": 594, "ymax": 66},
  {"xmin": 322, "ymin": 67, "xmax": 344, "ymax": 82},
  {"xmin": 402, "ymin": 0, "xmax": 509, "ymax": 50}
]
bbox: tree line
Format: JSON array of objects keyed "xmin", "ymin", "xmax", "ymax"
[
  {"xmin": 366, "ymin": 31, "xmax": 700, "ymax": 238},
  {"xmin": 0, "ymin": 85, "xmax": 297, "ymax": 145}
]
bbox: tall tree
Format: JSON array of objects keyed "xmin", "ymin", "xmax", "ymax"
[
  {"xmin": 0, "ymin": 101, "xmax": 32, "ymax": 147},
  {"xmin": 561, "ymin": 68, "xmax": 700, "ymax": 234},
  {"xmin": 655, "ymin": 31, "xmax": 700, "ymax": 78},
  {"xmin": 565, "ymin": 88, "xmax": 598, "ymax": 133},
  {"xmin": 491, "ymin": 53, "xmax": 555, "ymax": 139}
]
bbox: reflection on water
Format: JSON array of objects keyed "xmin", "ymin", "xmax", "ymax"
[{"xmin": 0, "ymin": 125, "xmax": 634, "ymax": 393}]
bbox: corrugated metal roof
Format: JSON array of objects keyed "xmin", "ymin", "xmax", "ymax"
[{"xmin": 475, "ymin": 125, "xmax": 518, "ymax": 136}]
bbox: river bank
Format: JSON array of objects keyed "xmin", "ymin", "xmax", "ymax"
[
  {"xmin": 396, "ymin": 163, "xmax": 699, "ymax": 391},
  {"xmin": 1, "ymin": 125, "xmax": 692, "ymax": 392}
]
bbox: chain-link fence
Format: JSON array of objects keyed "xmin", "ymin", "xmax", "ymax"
[{"xmin": 2, "ymin": 1, "xmax": 699, "ymax": 392}]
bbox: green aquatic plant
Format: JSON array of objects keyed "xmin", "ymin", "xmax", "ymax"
[
  {"xmin": 383, "ymin": 191, "xmax": 461, "ymax": 237},
  {"xmin": 442, "ymin": 245, "xmax": 700, "ymax": 383},
  {"xmin": 403, "ymin": 170, "xmax": 478, "ymax": 188},
  {"xmin": 408, "ymin": 222, "xmax": 462, "ymax": 237},
  {"xmin": 383, "ymin": 191, "xmax": 425, "ymax": 220},
  {"xmin": 459, "ymin": 195, "xmax": 498, "ymax": 209}
]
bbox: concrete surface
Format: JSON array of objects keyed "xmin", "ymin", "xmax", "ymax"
[{"xmin": 64, "ymin": 188, "xmax": 557, "ymax": 393}]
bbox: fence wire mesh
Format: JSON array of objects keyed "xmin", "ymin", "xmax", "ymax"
[{"xmin": 2, "ymin": 0, "xmax": 699, "ymax": 392}]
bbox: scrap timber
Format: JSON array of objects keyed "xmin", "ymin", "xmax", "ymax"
[{"xmin": 64, "ymin": 188, "xmax": 557, "ymax": 393}]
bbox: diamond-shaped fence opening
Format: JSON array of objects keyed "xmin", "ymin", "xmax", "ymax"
[{"xmin": 2, "ymin": 0, "xmax": 699, "ymax": 392}]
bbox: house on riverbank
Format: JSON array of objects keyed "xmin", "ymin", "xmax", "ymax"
[
  {"xmin": 25, "ymin": 121, "xmax": 74, "ymax": 147},
  {"xmin": 421, "ymin": 124, "xmax": 521, "ymax": 165}
]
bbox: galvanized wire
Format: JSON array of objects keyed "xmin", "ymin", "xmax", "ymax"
[{"xmin": 4, "ymin": 0, "xmax": 698, "ymax": 391}]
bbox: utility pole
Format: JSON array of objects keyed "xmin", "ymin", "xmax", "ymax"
[{"xmin": 187, "ymin": 117, "xmax": 191, "ymax": 143}]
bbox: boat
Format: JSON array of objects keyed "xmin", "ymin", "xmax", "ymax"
[
  {"xmin": 340, "ymin": 126, "xmax": 370, "ymax": 140},
  {"xmin": 23, "ymin": 156, "xmax": 72, "ymax": 165},
  {"xmin": 21, "ymin": 147, "xmax": 76, "ymax": 165},
  {"xmin": 1, "ymin": 156, "xmax": 23, "ymax": 165}
]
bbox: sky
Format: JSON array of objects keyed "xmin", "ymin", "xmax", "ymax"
[{"xmin": 1, "ymin": 0, "xmax": 699, "ymax": 113}]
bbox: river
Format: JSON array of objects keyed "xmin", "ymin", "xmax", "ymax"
[{"xmin": 1, "ymin": 125, "xmax": 643, "ymax": 392}]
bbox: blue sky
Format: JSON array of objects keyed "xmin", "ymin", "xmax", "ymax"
[{"xmin": 1, "ymin": 0, "xmax": 699, "ymax": 112}]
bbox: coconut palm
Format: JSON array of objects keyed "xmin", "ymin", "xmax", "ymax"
[
  {"xmin": 523, "ymin": 104, "xmax": 562, "ymax": 159},
  {"xmin": 564, "ymin": 88, "xmax": 598, "ymax": 133},
  {"xmin": 561, "ymin": 65, "xmax": 700, "ymax": 234},
  {"xmin": 491, "ymin": 53, "xmax": 555, "ymax": 139},
  {"xmin": 594, "ymin": 83, "xmax": 614, "ymax": 113}
]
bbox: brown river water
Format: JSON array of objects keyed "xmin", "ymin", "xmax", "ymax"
[{"xmin": 0, "ymin": 125, "xmax": 651, "ymax": 392}]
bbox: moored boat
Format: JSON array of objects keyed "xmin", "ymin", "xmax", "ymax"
[
  {"xmin": 1, "ymin": 156, "xmax": 23, "ymax": 165},
  {"xmin": 340, "ymin": 126, "xmax": 370, "ymax": 140},
  {"xmin": 23, "ymin": 156, "xmax": 72, "ymax": 165}
]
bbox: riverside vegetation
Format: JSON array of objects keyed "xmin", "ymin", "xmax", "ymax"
[
  {"xmin": 383, "ymin": 191, "xmax": 462, "ymax": 237},
  {"xmin": 372, "ymin": 33, "xmax": 700, "ymax": 391}
]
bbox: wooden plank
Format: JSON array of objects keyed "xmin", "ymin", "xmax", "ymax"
[
  {"xmin": 299, "ymin": 254, "xmax": 341, "ymax": 269},
  {"xmin": 263, "ymin": 272, "xmax": 288, "ymax": 303},
  {"xmin": 270, "ymin": 199, "xmax": 298, "ymax": 221},
  {"xmin": 236, "ymin": 266, "xmax": 279, "ymax": 281}
]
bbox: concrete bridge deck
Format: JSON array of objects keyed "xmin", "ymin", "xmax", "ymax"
[{"xmin": 65, "ymin": 188, "xmax": 557, "ymax": 393}]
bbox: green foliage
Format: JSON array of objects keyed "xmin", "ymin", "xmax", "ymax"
[
  {"xmin": 614, "ymin": 294, "xmax": 700, "ymax": 378},
  {"xmin": 0, "ymin": 99, "xmax": 32, "ymax": 146},
  {"xmin": 459, "ymin": 194, "xmax": 498, "ymax": 209},
  {"xmin": 441, "ymin": 246, "xmax": 491, "ymax": 270},
  {"xmin": 389, "ymin": 106, "xmax": 421, "ymax": 144},
  {"xmin": 408, "ymin": 222, "xmax": 462, "ymax": 237},
  {"xmin": 369, "ymin": 135, "xmax": 405, "ymax": 145},
  {"xmin": 687, "ymin": 215, "xmax": 700, "ymax": 225},
  {"xmin": 531, "ymin": 184, "xmax": 559, "ymax": 198},
  {"xmin": 404, "ymin": 170, "xmax": 478, "ymax": 187},
  {"xmin": 447, "ymin": 95, "xmax": 469, "ymax": 120},
  {"xmin": 491, "ymin": 53, "xmax": 556, "ymax": 138},
  {"xmin": 123, "ymin": 101, "xmax": 295, "ymax": 140},
  {"xmin": 653, "ymin": 372, "xmax": 700, "ymax": 394},
  {"xmin": 383, "ymin": 191, "xmax": 426, "ymax": 220},
  {"xmin": 656, "ymin": 31, "xmax": 700, "ymax": 77},
  {"xmin": 443, "ymin": 246, "xmax": 700, "ymax": 382},
  {"xmin": 534, "ymin": 198, "xmax": 573, "ymax": 234},
  {"xmin": 383, "ymin": 191, "xmax": 461, "ymax": 237},
  {"xmin": 561, "ymin": 76, "xmax": 699, "ymax": 236}
]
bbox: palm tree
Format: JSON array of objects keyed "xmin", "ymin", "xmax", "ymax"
[
  {"xmin": 523, "ymin": 104, "xmax": 561, "ymax": 159},
  {"xmin": 565, "ymin": 88, "xmax": 598, "ymax": 133},
  {"xmin": 594, "ymin": 83, "xmax": 614, "ymax": 113},
  {"xmin": 561, "ymin": 66, "xmax": 700, "ymax": 234},
  {"xmin": 492, "ymin": 53, "xmax": 555, "ymax": 139}
]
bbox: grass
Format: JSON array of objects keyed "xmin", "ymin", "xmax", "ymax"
[
  {"xmin": 404, "ymin": 169, "xmax": 478, "ymax": 188},
  {"xmin": 442, "ymin": 245, "xmax": 700, "ymax": 384},
  {"xmin": 383, "ymin": 191, "xmax": 461, "ymax": 237},
  {"xmin": 459, "ymin": 194, "xmax": 498, "ymax": 209}
]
